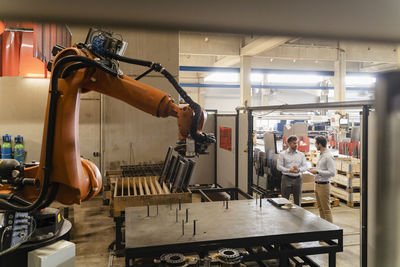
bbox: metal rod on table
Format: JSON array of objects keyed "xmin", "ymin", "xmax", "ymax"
[
  {"xmin": 157, "ymin": 203, "xmax": 159, "ymax": 216},
  {"xmin": 193, "ymin": 220, "xmax": 197, "ymax": 236},
  {"xmin": 176, "ymin": 208, "xmax": 178, "ymax": 222},
  {"xmin": 256, "ymin": 194, "xmax": 258, "ymax": 205},
  {"xmin": 179, "ymin": 199, "xmax": 181, "ymax": 210},
  {"xmin": 182, "ymin": 220, "xmax": 185, "ymax": 235},
  {"xmin": 260, "ymin": 194, "xmax": 262, "ymax": 208},
  {"xmin": 147, "ymin": 203, "xmax": 150, "ymax": 217},
  {"xmin": 186, "ymin": 208, "xmax": 189, "ymax": 223},
  {"xmin": 226, "ymin": 200, "xmax": 229, "ymax": 209},
  {"xmin": 170, "ymin": 200, "xmax": 172, "ymax": 210}
]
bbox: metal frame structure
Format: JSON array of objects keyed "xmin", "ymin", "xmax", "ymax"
[
  {"xmin": 205, "ymin": 109, "xmax": 218, "ymax": 186},
  {"xmin": 237, "ymin": 100, "xmax": 373, "ymax": 267},
  {"xmin": 112, "ymin": 186, "xmax": 251, "ymax": 255},
  {"xmin": 126, "ymin": 231, "xmax": 343, "ymax": 267},
  {"xmin": 124, "ymin": 199, "xmax": 343, "ymax": 267}
]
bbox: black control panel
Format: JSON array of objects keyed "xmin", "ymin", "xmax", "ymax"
[{"xmin": 0, "ymin": 211, "xmax": 32, "ymax": 252}]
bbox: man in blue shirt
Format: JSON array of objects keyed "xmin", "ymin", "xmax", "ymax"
[
  {"xmin": 277, "ymin": 135, "xmax": 308, "ymax": 206},
  {"xmin": 308, "ymin": 136, "xmax": 335, "ymax": 223}
]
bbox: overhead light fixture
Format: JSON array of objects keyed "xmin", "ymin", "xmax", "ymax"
[
  {"xmin": 205, "ymin": 72, "xmax": 239, "ymax": 83},
  {"xmin": 346, "ymin": 75, "xmax": 376, "ymax": 86},
  {"xmin": 250, "ymin": 73, "xmax": 263, "ymax": 83},
  {"xmin": 204, "ymin": 72, "xmax": 264, "ymax": 83},
  {"xmin": 267, "ymin": 73, "xmax": 326, "ymax": 84}
]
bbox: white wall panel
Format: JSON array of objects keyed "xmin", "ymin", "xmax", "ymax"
[
  {"xmin": 190, "ymin": 112, "xmax": 216, "ymax": 185},
  {"xmin": 238, "ymin": 112, "xmax": 249, "ymax": 193},
  {"xmin": 216, "ymin": 115, "xmax": 236, "ymax": 188}
]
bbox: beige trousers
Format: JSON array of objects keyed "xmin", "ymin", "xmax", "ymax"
[{"xmin": 315, "ymin": 183, "xmax": 333, "ymax": 223}]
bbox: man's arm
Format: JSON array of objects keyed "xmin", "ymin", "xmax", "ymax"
[
  {"xmin": 277, "ymin": 152, "xmax": 290, "ymax": 172},
  {"xmin": 317, "ymin": 156, "xmax": 336, "ymax": 177},
  {"xmin": 299, "ymin": 154, "xmax": 308, "ymax": 173}
]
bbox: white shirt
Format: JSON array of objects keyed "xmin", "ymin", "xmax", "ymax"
[
  {"xmin": 315, "ymin": 150, "xmax": 336, "ymax": 182},
  {"xmin": 277, "ymin": 149, "xmax": 307, "ymax": 177}
]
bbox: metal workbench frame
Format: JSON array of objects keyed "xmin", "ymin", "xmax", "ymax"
[
  {"xmin": 237, "ymin": 100, "xmax": 373, "ymax": 267},
  {"xmin": 124, "ymin": 204, "xmax": 343, "ymax": 267},
  {"xmin": 126, "ymin": 233, "xmax": 343, "ymax": 267},
  {"xmin": 111, "ymin": 186, "xmax": 252, "ymax": 255}
]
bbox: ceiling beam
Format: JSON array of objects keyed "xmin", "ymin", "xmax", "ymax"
[
  {"xmin": 213, "ymin": 36, "xmax": 292, "ymax": 67},
  {"xmin": 2, "ymin": 0, "xmax": 400, "ymax": 42},
  {"xmin": 182, "ymin": 43, "xmax": 398, "ymax": 65},
  {"xmin": 240, "ymin": 36, "xmax": 291, "ymax": 56}
]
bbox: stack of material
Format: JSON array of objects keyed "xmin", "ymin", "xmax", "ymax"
[
  {"xmin": 331, "ymin": 158, "xmax": 361, "ymax": 207},
  {"xmin": 110, "ymin": 176, "xmax": 191, "ymax": 217},
  {"xmin": 121, "ymin": 162, "xmax": 164, "ymax": 177},
  {"xmin": 104, "ymin": 147, "xmax": 196, "ymax": 217},
  {"xmin": 302, "ymin": 173, "xmax": 315, "ymax": 192}
]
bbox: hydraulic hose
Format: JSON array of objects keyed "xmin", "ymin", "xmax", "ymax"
[
  {"xmin": 0, "ymin": 55, "xmax": 117, "ymax": 211},
  {"xmin": 105, "ymin": 52, "xmax": 206, "ymax": 143}
]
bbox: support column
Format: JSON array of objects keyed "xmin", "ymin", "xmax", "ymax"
[
  {"xmin": 261, "ymin": 75, "xmax": 269, "ymax": 106},
  {"xmin": 198, "ymin": 78, "xmax": 206, "ymax": 107},
  {"xmin": 334, "ymin": 45, "xmax": 346, "ymax": 102},
  {"xmin": 240, "ymin": 56, "xmax": 252, "ymax": 107}
]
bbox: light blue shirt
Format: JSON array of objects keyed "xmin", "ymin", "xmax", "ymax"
[
  {"xmin": 315, "ymin": 150, "xmax": 336, "ymax": 182},
  {"xmin": 277, "ymin": 149, "xmax": 307, "ymax": 177}
]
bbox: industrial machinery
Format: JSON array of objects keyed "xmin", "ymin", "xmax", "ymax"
[
  {"xmin": 155, "ymin": 248, "xmax": 247, "ymax": 266},
  {"xmin": 0, "ymin": 28, "xmax": 215, "ymax": 254}
]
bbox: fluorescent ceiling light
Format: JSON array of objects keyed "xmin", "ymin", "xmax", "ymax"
[
  {"xmin": 267, "ymin": 74, "xmax": 326, "ymax": 84},
  {"xmin": 204, "ymin": 72, "xmax": 239, "ymax": 83},
  {"xmin": 251, "ymin": 73, "xmax": 263, "ymax": 83},
  {"xmin": 345, "ymin": 75, "xmax": 376, "ymax": 86},
  {"xmin": 204, "ymin": 72, "xmax": 265, "ymax": 83}
]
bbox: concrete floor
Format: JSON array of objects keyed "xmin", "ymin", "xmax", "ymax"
[{"xmin": 69, "ymin": 197, "xmax": 360, "ymax": 267}]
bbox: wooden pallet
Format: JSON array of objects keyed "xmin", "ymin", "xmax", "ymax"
[
  {"xmin": 336, "ymin": 197, "xmax": 360, "ymax": 208},
  {"xmin": 300, "ymin": 193, "xmax": 339, "ymax": 208},
  {"xmin": 332, "ymin": 172, "xmax": 360, "ymax": 188},
  {"xmin": 337, "ymin": 170, "xmax": 360, "ymax": 178},
  {"xmin": 330, "ymin": 185, "xmax": 360, "ymax": 208},
  {"xmin": 335, "ymin": 158, "xmax": 360, "ymax": 175},
  {"xmin": 110, "ymin": 176, "xmax": 192, "ymax": 217},
  {"xmin": 331, "ymin": 182, "xmax": 360, "ymax": 193}
]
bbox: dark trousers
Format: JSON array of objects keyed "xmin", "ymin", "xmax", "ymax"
[{"xmin": 281, "ymin": 175, "xmax": 302, "ymax": 206}]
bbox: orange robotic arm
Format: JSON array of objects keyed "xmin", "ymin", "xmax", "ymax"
[
  {"xmin": 0, "ymin": 32, "xmax": 214, "ymax": 210},
  {"xmin": 33, "ymin": 46, "xmax": 206, "ymax": 205}
]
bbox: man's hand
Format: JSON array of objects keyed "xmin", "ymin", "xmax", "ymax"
[
  {"xmin": 308, "ymin": 168, "xmax": 318, "ymax": 175},
  {"xmin": 290, "ymin": 166, "xmax": 300, "ymax": 173}
]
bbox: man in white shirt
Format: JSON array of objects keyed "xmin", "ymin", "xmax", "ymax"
[
  {"xmin": 277, "ymin": 135, "xmax": 308, "ymax": 206},
  {"xmin": 308, "ymin": 136, "xmax": 335, "ymax": 223}
]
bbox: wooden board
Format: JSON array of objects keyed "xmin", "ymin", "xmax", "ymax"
[
  {"xmin": 330, "ymin": 185, "xmax": 360, "ymax": 204},
  {"xmin": 331, "ymin": 173, "xmax": 360, "ymax": 188},
  {"xmin": 335, "ymin": 158, "xmax": 360, "ymax": 174},
  {"xmin": 302, "ymin": 182, "xmax": 315, "ymax": 192},
  {"xmin": 110, "ymin": 176, "xmax": 192, "ymax": 217}
]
